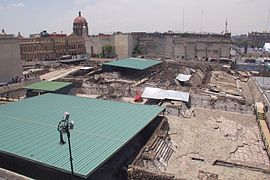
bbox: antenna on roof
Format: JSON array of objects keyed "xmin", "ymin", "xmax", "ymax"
[{"xmin": 225, "ymin": 17, "xmax": 228, "ymax": 33}]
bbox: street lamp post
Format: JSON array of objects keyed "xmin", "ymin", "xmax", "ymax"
[{"xmin": 57, "ymin": 112, "xmax": 75, "ymax": 179}]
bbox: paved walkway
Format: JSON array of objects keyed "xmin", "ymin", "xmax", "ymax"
[{"xmin": 40, "ymin": 66, "xmax": 82, "ymax": 81}]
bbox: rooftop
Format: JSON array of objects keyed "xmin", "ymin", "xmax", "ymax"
[
  {"xmin": 24, "ymin": 81, "xmax": 73, "ymax": 92},
  {"xmin": 0, "ymin": 93, "xmax": 164, "ymax": 178},
  {"xmin": 103, "ymin": 58, "xmax": 162, "ymax": 70}
]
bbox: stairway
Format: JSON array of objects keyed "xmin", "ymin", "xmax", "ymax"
[{"xmin": 151, "ymin": 137, "xmax": 174, "ymax": 163}]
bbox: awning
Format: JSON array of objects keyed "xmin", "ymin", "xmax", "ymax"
[
  {"xmin": 176, "ymin": 74, "xmax": 192, "ymax": 82},
  {"xmin": 142, "ymin": 87, "xmax": 190, "ymax": 102}
]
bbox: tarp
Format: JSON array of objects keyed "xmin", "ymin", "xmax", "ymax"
[
  {"xmin": 80, "ymin": 66, "xmax": 93, "ymax": 70},
  {"xmin": 264, "ymin": 43, "xmax": 270, "ymax": 52},
  {"xmin": 176, "ymin": 74, "xmax": 192, "ymax": 82},
  {"xmin": 141, "ymin": 87, "xmax": 165, "ymax": 100},
  {"xmin": 142, "ymin": 87, "xmax": 190, "ymax": 102}
]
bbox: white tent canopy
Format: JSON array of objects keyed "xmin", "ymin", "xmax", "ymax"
[
  {"xmin": 176, "ymin": 74, "xmax": 192, "ymax": 82},
  {"xmin": 142, "ymin": 87, "xmax": 190, "ymax": 102},
  {"xmin": 80, "ymin": 66, "xmax": 93, "ymax": 70},
  {"xmin": 264, "ymin": 43, "xmax": 270, "ymax": 52}
]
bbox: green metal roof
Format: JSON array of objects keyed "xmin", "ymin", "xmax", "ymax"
[
  {"xmin": 103, "ymin": 58, "xmax": 161, "ymax": 70},
  {"xmin": 0, "ymin": 93, "xmax": 164, "ymax": 178},
  {"xmin": 24, "ymin": 81, "xmax": 73, "ymax": 92}
]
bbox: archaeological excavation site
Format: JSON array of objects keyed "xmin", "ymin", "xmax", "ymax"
[
  {"xmin": 51, "ymin": 58, "xmax": 270, "ymax": 179},
  {"xmin": 2, "ymin": 7, "xmax": 270, "ymax": 180},
  {"xmin": 1, "ymin": 57, "xmax": 270, "ymax": 180}
]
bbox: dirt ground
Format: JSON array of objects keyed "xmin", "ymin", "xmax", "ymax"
[{"xmin": 166, "ymin": 108, "xmax": 270, "ymax": 180}]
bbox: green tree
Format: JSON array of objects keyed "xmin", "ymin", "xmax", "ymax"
[
  {"xmin": 133, "ymin": 43, "xmax": 142, "ymax": 55},
  {"xmin": 102, "ymin": 45, "xmax": 113, "ymax": 58}
]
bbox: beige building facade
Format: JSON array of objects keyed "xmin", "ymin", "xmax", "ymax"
[
  {"xmin": 0, "ymin": 30, "xmax": 22, "ymax": 83},
  {"xmin": 85, "ymin": 35, "xmax": 114, "ymax": 57},
  {"xmin": 132, "ymin": 32, "xmax": 231, "ymax": 60},
  {"xmin": 114, "ymin": 34, "xmax": 133, "ymax": 59},
  {"xmin": 85, "ymin": 32, "xmax": 231, "ymax": 60}
]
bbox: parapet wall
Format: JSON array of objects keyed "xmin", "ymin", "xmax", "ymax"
[
  {"xmin": 191, "ymin": 93, "xmax": 254, "ymax": 114},
  {"xmin": 0, "ymin": 78, "xmax": 40, "ymax": 95},
  {"xmin": 247, "ymin": 77, "xmax": 270, "ymax": 127}
]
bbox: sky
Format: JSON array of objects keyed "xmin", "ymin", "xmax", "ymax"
[{"xmin": 0, "ymin": 0, "xmax": 270, "ymax": 37}]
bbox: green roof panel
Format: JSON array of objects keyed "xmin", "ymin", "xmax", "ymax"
[
  {"xmin": 0, "ymin": 93, "xmax": 164, "ymax": 178},
  {"xmin": 103, "ymin": 58, "xmax": 161, "ymax": 70},
  {"xmin": 24, "ymin": 81, "xmax": 73, "ymax": 92}
]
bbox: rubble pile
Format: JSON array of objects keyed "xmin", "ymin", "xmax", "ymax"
[{"xmin": 127, "ymin": 166, "xmax": 175, "ymax": 180}]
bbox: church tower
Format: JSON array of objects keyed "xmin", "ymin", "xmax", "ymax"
[{"xmin": 73, "ymin": 11, "xmax": 89, "ymax": 37}]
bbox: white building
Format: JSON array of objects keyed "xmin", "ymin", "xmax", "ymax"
[{"xmin": 0, "ymin": 29, "xmax": 22, "ymax": 83}]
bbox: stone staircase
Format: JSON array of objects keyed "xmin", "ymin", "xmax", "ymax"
[{"xmin": 150, "ymin": 137, "xmax": 175, "ymax": 163}]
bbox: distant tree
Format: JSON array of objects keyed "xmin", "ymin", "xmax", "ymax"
[
  {"xmin": 133, "ymin": 43, "xmax": 142, "ymax": 55},
  {"xmin": 102, "ymin": 45, "xmax": 114, "ymax": 58}
]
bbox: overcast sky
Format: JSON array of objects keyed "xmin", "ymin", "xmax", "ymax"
[{"xmin": 1, "ymin": 0, "xmax": 270, "ymax": 37}]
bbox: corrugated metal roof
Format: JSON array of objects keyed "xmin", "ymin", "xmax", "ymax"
[
  {"xmin": 0, "ymin": 93, "xmax": 164, "ymax": 178},
  {"xmin": 142, "ymin": 87, "xmax": 190, "ymax": 102},
  {"xmin": 24, "ymin": 81, "xmax": 73, "ymax": 92},
  {"xmin": 103, "ymin": 58, "xmax": 161, "ymax": 70},
  {"xmin": 176, "ymin": 74, "xmax": 192, "ymax": 82}
]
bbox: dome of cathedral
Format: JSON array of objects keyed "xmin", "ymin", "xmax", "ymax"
[{"xmin": 73, "ymin": 11, "xmax": 87, "ymax": 24}]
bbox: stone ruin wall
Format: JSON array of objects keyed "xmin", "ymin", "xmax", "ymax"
[{"xmin": 191, "ymin": 93, "xmax": 254, "ymax": 114}]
